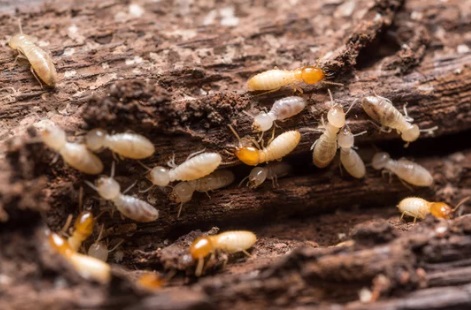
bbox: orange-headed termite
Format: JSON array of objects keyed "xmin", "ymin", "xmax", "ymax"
[
  {"xmin": 85, "ymin": 129, "xmax": 155, "ymax": 159},
  {"xmin": 85, "ymin": 163, "xmax": 159, "ymax": 222},
  {"xmin": 247, "ymin": 66, "xmax": 325, "ymax": 91},
  {"xmin": 397, "ymin": 196, "xmax": 470, "ymax": 223},
  {"xmin": 249, "ymin": 96, "xmax": 306, "ymax": 132},
  {"xmin": 67, "ymin": 211, "xmax": 95, "ymax": 251},
  {"xmin": 337, "ymin": 127, "xmax": 366, "ymax": 179},
  {"xmin": 243, "ymin": 162, "xmax": 291, "ymax": 188},
  {"xmin": 311, "ymin": 91, "xmax": 346, "ymax": 168},
  {"xmin": 47, "ymin": 231, "xmax": 110, "ymax": 283},
  {"xmin": 8, "ymin": 21, "xmax": 57, "ymax": 87},
  {"xmin": 39, "ymin": 123, "xmax": 104, "ymax": 174},
  {"xmin": 190, "ymin": 230, "xmax": 257, "ymax": 277},
  {"xmin": 146, "ymin": 152, "xmax": 222, "ymax": 187},
  {"xmin": 171, "ymin": 170, "xmax": 235, "ymax": 217},
  {"xmin": 372, "ymin": 152, "xmax": 433, "ymax": 187},
  {"xmin": 229, "ymin": 125, "xmax": 300, "ymax": 166},
  {"xmin": 361, "ymin": 95, "xmax": 437, "ymax": 146}
]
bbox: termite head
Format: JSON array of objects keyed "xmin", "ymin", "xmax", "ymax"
[
  {"xmin": 327, "ymin": 104, "xmax": 345, "ymax": 128},
  {"xmin": 429, "ymin": 202, "xmax": 453, "ymax": 219},
  {"xmin": 253, "ymin": 113, "xmax": 274, "ymax": 132},
  {"xmin": 235, "ymin": 146, "xmax": 261, "ymax": 166},
  {"xmin": 74, "ymin": 211, "xmax": 95, "ymax": 236},
  {"xmin": 295, "ymin": 66, "xmax": 325, "ymax": 84},
  {"xmin": 371, "ymin": 152, "xmax": 390, "ymax": 170},
  {"xmin": 401, "ymin": 124, "xmax": 420, "ymax": 142},
  {"xmin": 337, "ymin": 127, "xmax": 354, "ymax": 149},
  {"xmin": 47, "ymin": 231, "xmax": 72, "ymax": 256},
  {"xmin": 8, "ymin": 34, "xmax": 31, "ymax": 49},
  {"xmin": 170, "ymin": 182, "xmax": 194, "ymax": 204},
  {"xmin": 85, "ymin": 129, "xmax": 108, "ymax": 151},
  {"xmin": 248, "ymin": 167, "xmax": 268, "ymax": 188},
  {"xmin": 190, "ymin": 236, "xmax": 214, "ymax": 259},
  {"xmin": 95, "ymin": 176, "xmax": 120, "ymax": 200},
  {"xmin": 147, "ymin": 166, "xmax": 170, "ymax": 187},
  {"xmin": 40, "ymin": 125, "xmax": 67, "ymax": 151}
]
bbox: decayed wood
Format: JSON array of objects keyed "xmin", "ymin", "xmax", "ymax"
[{"xmin": 1, "ymin": 0, "xmax": 471, "ymax": 309}]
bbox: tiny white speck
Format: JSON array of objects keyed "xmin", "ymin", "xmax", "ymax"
[
  {"xmin": 125, "ymin": 56, "xmax": 144, "ymax": 66},
  {"xmin": 203, "ymin": 10, "xmax": 217, "ymax": 26},
  {"xmin": 220, "ymin": 6, "xmax": 239, "ymax": 27},
  {"xmin": 63, "ymin": 47, "xmax": 75, "ymax": 57},
  {"xmin": 457, "ymin": 44, "xmax": 470, "ymax": 54},
  {"xmin": 68, "ymin": 24, "xmax": 79, "ymax": 34},
  {"xmin": 129, "ymin": 4, "xmax": 144, "ymax": 17},
  {"xmin": 64, "ymin": 70, "xmax": 77, "ymax": 78}
]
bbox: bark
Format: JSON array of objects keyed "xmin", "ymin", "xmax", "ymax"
[{"xmin": 1, "ymin": 0, "xmax": 471, "ymax": 309}]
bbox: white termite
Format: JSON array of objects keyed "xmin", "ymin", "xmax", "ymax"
[
  {"xmin": 250, "ymin": 96, "xmax": 306, "ymax": 132},
  {"xmin": 146, "ymin": 152, "xmax": 222, "ymax": 187},
  {"xmin": 337, "ymin": 127, "xmax": 366, "ymax": 179},
  {"xmin": 371, "ymin": 152, "xmax": 433, "ymax": 187},
  {"xmin": 243, "ymin": 162, "xmax": 291, "ymax": 188},
  {"xmin": 229, "ymin": 126, "xmax": 301, "ymax": 166},
  {"xmin": 190, "ymin": 230, "xmax": 257, "ymax": 276},
  {"xmin": 85, "ymin": 164, "xmax": 159, "ymax": 222},
  {"xmin": 361, "ymin": 95, "xmax": 437, "ymax": 146},
  {"xmin": 171, "ymin": 169, "xmax": 235, "ymax": 217},
  {"xmin": 88, "ymin": 226, "xmax": 124, "ymax": 262},
  {"xmin": 311, "ymin": 91, "xmax": 346, "ymax": 168},
  {"xmin": 39, "ymin": 123, "xmax": 104, "ymax": 174},
  {"xmin": 85, "ymin": 128, "xmax": 155, "ymax": 159},
  {"xmin": 397, "ymin": 196, "xmax": 470, "ymax": 222},
  {"xmin": 8, "ymin": 21, "xmax": 57, "ymax": 87}
]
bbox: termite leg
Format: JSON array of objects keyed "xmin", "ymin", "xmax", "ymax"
[
  {"xmin": 59, "ymin": 214, "xmax": 73, "ymax": 236},
  {"xmin": 186, "ymin": 149, "xmax": 207, "ymax": 161},
  {"xmin": 195, "ymin": 258, "xmax": 205, "ymax": 277},
  {"xmin": 122, "ymin": 181, "xmax": 137, "ymax": 195},
  {"xmin": 310, "ymin": 139, "xmax": 319, "ymax": 151},
  {"xmin": 30, "ymin": 66, "xmax": 44, "ymax": 89},
  {"xmin": 177, "ymin": 202, "xmax": 185, "ymax": 219},
  {"xmin": 242, "ymin": 250, "xmax": 252, "ymax": 257},
  {"xmin": 402, "ymin": 103, "xmax": 414, "ymax": 122}
]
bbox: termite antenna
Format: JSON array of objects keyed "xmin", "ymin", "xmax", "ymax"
[
  {"xmin": 122, "ymin": 181, "xmax": 137, "ymax": 195},
  {"xmin": 17, "ymin": 18, "xmax": 23, "ymax": 34},
  {"xmin": 345, "ymin": 99, "xmax": 359, "ymax": 116},
  {"xmin": 110, "ymin": 161, "xmax": 116, "ymax": 178},
  {"xmin": 353, "ymin": 130, "xmax": 368, "ymax": 137},
  {"xmin": 228, "ymin": 125, "xmax": 242, "ymax": 143},
  {"xmin": 84, "ymin": 180, "xmax": 98, "ymax": 191},
  {"xmin": 78, "ymin": 186, "xmax": 84, "ymax": 212},
  {"xmin": 59, "ymin": 214, "xmax": 73, "ymax": 236},
  {"xmin": 108, "ymin": 239, "xmax": 124, "ymax": 252},
  {"xmin": 242, "ymin": 110, "xmax": 255, "ymax": 119},
  {"xmin": 453, "ymin": 196, "xmax": 471, "ymax": 212},
  {"xmin": 327, "ymin": 89, "xmax": 334, "ymax": 106},
  {"xmin": 238, "ymin": 175, "xmax": 250, "ymax": 187},
  {"xmin": 420, "ymin": 126, "xmax": 438, "ymax": 135}
]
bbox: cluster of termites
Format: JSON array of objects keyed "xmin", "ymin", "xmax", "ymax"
[{"xmin": 15, "ymin": 17, "xmax": 464, "ymax": 282}]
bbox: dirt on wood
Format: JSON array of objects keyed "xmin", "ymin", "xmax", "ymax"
[{"xmin": 0, "ymin": 0, "xmax": 471, "ymax": 309}]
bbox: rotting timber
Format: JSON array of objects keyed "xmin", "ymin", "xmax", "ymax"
[{"xmin": 1, "ymin": 0, "xmax": 471, "ymax": 309}]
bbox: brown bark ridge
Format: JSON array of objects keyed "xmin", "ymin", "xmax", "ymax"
[{"xmin": 1, "ymin": 0, "xmax": 471, "ymax": 309}]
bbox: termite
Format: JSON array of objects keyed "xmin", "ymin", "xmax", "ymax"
[
  {"xmin": 371, "ymin": 152, "xmax": 433, "ymax": 187},
  {"xmin": 397, "ymin": 196, "xmax": 470, "ymax": 223},
  {"xmin": 8, "ymin": 20, "xmax": 57, "ymax": 87},
  {"xmin": 47, "ymin": 231, "xmax": 110, "ymax": 283},
  {"xmin": 247, "ymin": 66, "xmax": 325, "ymax": 91},
  {"xmin": 190, "ymin": 230, "xmax": 257, "ymax": 277},
  {"xmin": 67, "ymin": 211, "xmax": 95, "ymax": 251},
  {"xmin": 145, "ymin": 151, "xmax": 222, "ymax": 187},
  {"xmin": 229, "ymin": 126, "xmax": 301, "ymax": 166},
  {"xmin": 85, "ymin": 129, "xmax": 155, "ymax": 159},
  {"xmin": 337, "ymin": 127, "xmax": 366, "ymax": 179},
  {"xmin": 85, "ymin": 163, "xmax": 159, "ymax": 222},
  {"xmin": 361, "ymin": 95, "xmax": 437, "ymax": 146},
  {"xmin": 171, "ymin": 170, "xmax": 235, "ymax": 217},
  {"xmin": 39, "ymin": 123, "xmax": 104, "ymax": 174},
  {"xmin": 87, "ymin": 225, "xmax": 124, "ymax": 262},
  {"xmin": 242, "ymin": 162, "xmax": 291, "ymax": 188},
  {"xmin": 248, "ymin": 96, "xmax": 306, "ymax": 132},
  {"xmin": 311, "ymin": 91, "xmax": 346, "ymax": 168}
]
